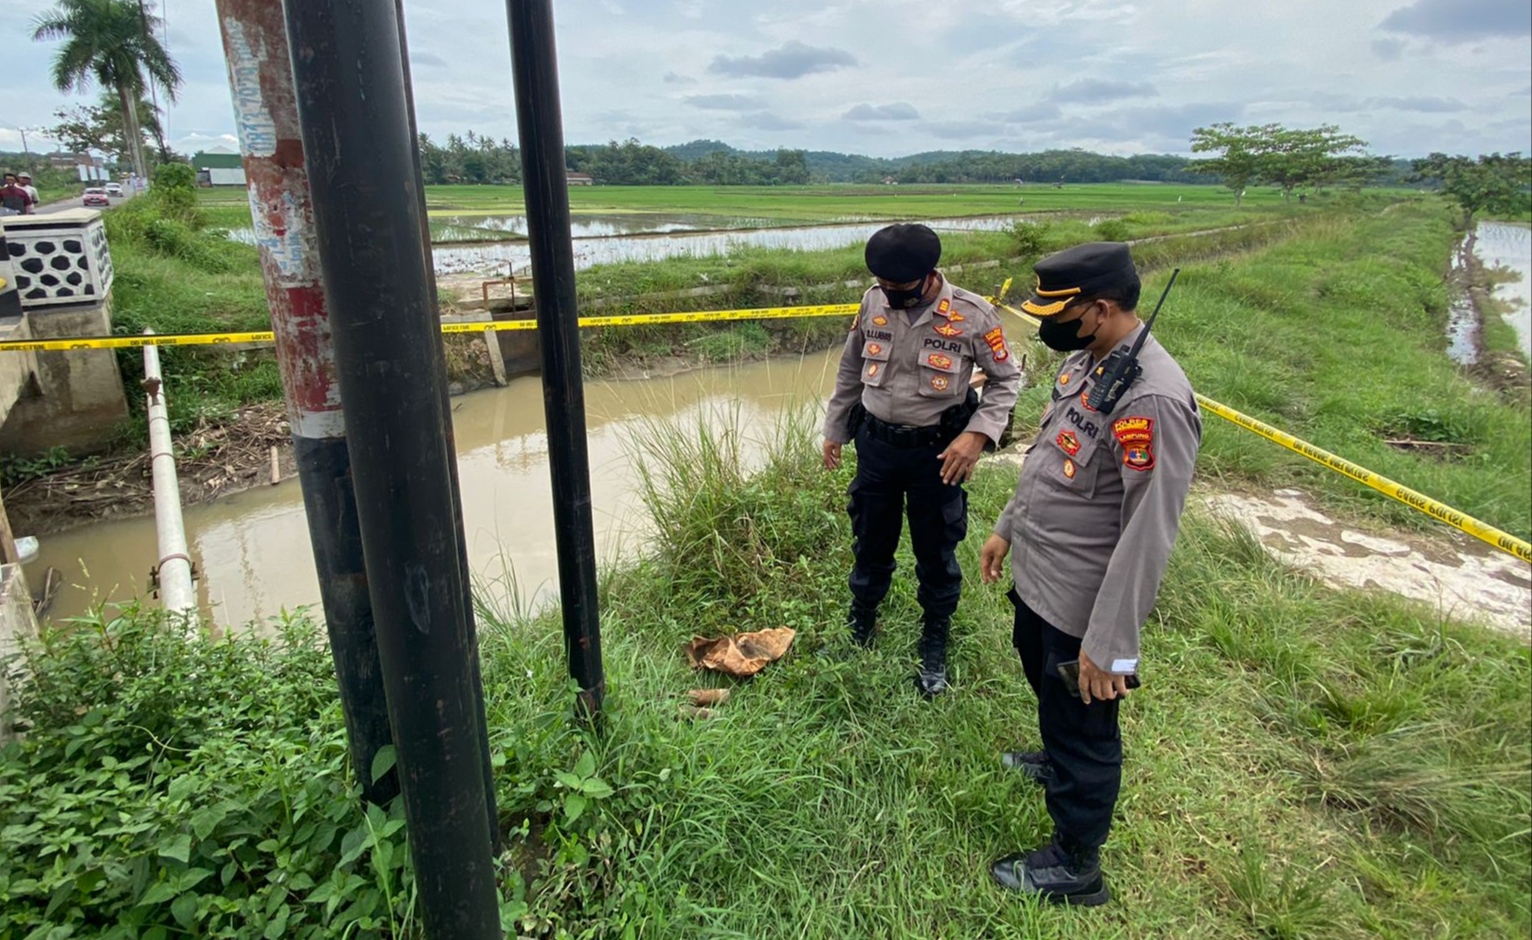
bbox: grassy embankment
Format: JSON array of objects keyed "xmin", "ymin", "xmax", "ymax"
[{"xmin": 2, "ymin": 192, "xmax": 1527, "ymax": 938}]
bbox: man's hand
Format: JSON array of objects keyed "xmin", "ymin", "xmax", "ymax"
[
  {"xmin": 980, "ymin": 533, "xmax": 1010, "ymax": 584},
  {"xmin": 823, "ymin": 440, "xmax": 843, "ymax": 470},
  {"xmin": 1078, "ymin": 649, "xmax": 1133, "ymax": 705},
  {"xmin": 937, "ymin": 431, "xmax": 987, "ymax": 485}
]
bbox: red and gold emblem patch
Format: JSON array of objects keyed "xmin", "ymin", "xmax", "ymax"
[
  {"xmin": 867, "ymin": 363, "xmax": 880, "ymax": 377},
  {"xmin": 947, "ymin": 310, "xmax": 965, "ymax": 322},
  {"xmin": 1063, "ymin": 459, "xmax": 1076, "ymax": 479},
  {"xmin": 934, "ymin": 323, "xmax": 963, "ymax": 338},
  {"xmin": 867, "ymin": 343, "xmax": 884, "ymax": 356},
  {"xmin": 1079, "ymin": 390, "xmax": 1098, "ymax": 413},
  {"xmin": 931, "ymin": 375, "xmax": 950, "ymax": 392},
  {"xmin": 1056, "ymin": 430, "xmax": 1081, "ymax": 456},
  {"xmin": 983, "ymin": 326, "xmax": 1009, "ymax": 362},
  {"xmin": 871, "ymin": 315, "xmax": 888, "ymax": 326},
  {"xmin": 1112, "ymin": 416, "xmax": 1155, "ymax": 471},
  {"xmin": 927, "ymin": 353, "xmax": 953, "ymax": 369},
  {"xmin": 937, "ymin": 298, "xmax": 951, "ymax": 315},
  {"xmin": 1059, "ymin": 372, "xmax": 1070, "ymax": 385}
]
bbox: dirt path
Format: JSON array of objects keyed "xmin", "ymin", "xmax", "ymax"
[{"xmin": 1206, "ymin": 489, "xmax": 1531, "ymax": 640}]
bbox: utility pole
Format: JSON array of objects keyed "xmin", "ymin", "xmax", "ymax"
[
  {"xmin": 213, "ymin": 0, "xmax": 397, "ymax": 807},
  {"xmin": 281, "ymin": 2, "xmax": 500, "ymax": 936},
  {"xmin": 504, "ymin": 0, "xmax": 606, "ymax": 718}
]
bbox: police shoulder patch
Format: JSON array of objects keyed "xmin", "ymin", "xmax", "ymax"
[
  {"xmin": 1112, "ymin": 416, "xmax": 1155, "ymax": 471},
  {"xmin": 983, "ymin": 326, "xmax": 1009, "ymax": 362}
]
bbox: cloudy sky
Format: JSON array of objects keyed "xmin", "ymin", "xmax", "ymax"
[{"xmin": 2, "ymin": 0, "xmax": 1529, "ymax": 160}]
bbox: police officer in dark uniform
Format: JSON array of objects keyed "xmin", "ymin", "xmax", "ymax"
[
  {"xmin": 822, "ymin": 223, "xmax": 1021, "ymax": 696},
  {"xmin": 980, "ymin": 243, "xmax": 1201, "ymax": 905}
]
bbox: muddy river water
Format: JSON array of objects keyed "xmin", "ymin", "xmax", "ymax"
[{"xmin": 30, "ymin": 349, "xmax": 843, "ymax": 627}]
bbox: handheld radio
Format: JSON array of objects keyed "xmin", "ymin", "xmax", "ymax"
[{"xmin": 1083, "ymin": 268, "xmax": 1180, "ymax": 413}]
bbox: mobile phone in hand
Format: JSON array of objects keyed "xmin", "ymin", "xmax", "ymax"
[{"xmin": 1056, "ymin": 659, "xmax": 1141, "ymax": 699}]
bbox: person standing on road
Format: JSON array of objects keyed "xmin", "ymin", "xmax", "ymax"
[
  {"xmin": 1, "ymin": 173, "xmax": 34, "ymax": 215},
  {"xmin": 980, "ymin": 242, "xmax": 1200, "ymax": 905},
  {"xmin": 822, "ymin": 223, "xmax": 1022, "ymax": 696},
  {"xmin": 16, "ymin": 173, "xmax": 39, "ymax": 213}
]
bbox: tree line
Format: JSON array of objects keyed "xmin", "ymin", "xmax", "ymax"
[
  {"xmin": 416, "ymin": 135, "xmax": 813, "ymax": 186},
  {"xmin": 415, "ymin": 136, "xmax": 1225, "ymax": 186}
]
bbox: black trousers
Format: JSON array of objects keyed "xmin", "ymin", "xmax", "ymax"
[
  {"xmin": 1009, "ymin": 589, "xmax": 1122, "ymax": 850},
  {"xmin": 846, "ymin": 426, "xmax": 967, "ymax": 619}
]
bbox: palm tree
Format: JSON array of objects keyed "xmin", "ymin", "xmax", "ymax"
[{"xmin": 33, "ymin": 0, "xmax": 181, "ymax": 182}]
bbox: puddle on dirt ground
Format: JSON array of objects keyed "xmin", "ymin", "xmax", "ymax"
[
  {"xmin": 1447, "ymin": 239, "xmax": 1480, "ymax": 366},
  {"xmin": 1475, "ymin": 222, "xmax": 1532, "ymax": 359},
  {"xmin": 1447, "ymin": 223, "xmax": 1532, "ymax": 366},
  {"xmin": 1206, "ymin": 489, "xmax": 1531, "ymax": 640}
]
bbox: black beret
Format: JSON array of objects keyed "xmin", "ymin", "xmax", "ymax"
[
  {"xmin": 1021, "ymin": 242, "xmax": 1139, "ymax": 317},
  {"xmin": 865, "ymin": 223, "xmax": 941, "ymax": 282}
]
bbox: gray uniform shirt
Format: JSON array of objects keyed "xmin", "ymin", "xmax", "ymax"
[
  {"xmin": 822, "ymin": 277, "xmax": 1021, "ymax": 444},
  {"xmin": 993, "ymin": 324, "xmax": 1201, "ymax": 674}
]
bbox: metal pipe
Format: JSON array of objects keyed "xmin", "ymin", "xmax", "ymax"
[
  {"xmin": 505, "ymin": 0, "xmax": 606, "ymax": 718},
  {"xmin": 214, "ymin": 0, "xmax": 398, "ymax": 808},
  {"xmin": 391, "ymin": 0, "xmax": 499, "ymax": 849},
  {"xmin": 281, "ymin": 3, "xmax": 500, "ymax": 936},
  {"xmin": 141, "ymin": 334, "xmax": 196, "ymax": 616}
]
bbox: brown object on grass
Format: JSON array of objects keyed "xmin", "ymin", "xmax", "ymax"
[
  {"xmin": 678, "ymin": 706, "xmax": 713, "ymax": 721},
  {"xmin": 684, "ymin": 627, "xmax": 795, "ymax": 678},
  {"xmin": 688, "ymin": 688, "xmax": 732, "ymax": 707}
]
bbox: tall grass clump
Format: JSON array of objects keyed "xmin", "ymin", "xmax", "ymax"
[{"xmin": 0, "ymin": 606, "xmax": 454, "ymax": 938}]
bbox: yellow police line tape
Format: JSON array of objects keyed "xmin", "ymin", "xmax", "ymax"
[
  {"xmin": 1194, "ymin": 394, "xmax": 1532, "ymax": 564},
  {"xmin": 996, "ymin": 301, "xmax": 1532, "ymax": 564},
  {"xmin": 10, "ymin": 291, "xmax": 1524, "ymax": 563},
  {"xmin": 0, "ymin": 302, "xmax": 863, "ymax": 353}
]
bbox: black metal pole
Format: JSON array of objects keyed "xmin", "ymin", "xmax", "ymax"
[
  {"xmin": 214, "ymin": 0, "xmax": 397, "ymax": 809},
  {"xmin": 504, "ymin": 0, "xmax": 605, "ymax": 717},
  {"xmin": 393, "ymin": 0, "xmax": 500, "ymax": 852},
  {"xmin": 280, "ymin": 3, "xmax": 500, "ymax": 938}
]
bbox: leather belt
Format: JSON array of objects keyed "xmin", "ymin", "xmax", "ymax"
[{"xmin": 862, "ymin": 413, "xmax": 950, "ymax": 448}]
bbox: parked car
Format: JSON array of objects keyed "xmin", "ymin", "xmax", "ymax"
[
  {"xmin": 104, "ymin": 182, "xmax": 123, "ymax": 196},
  {"xmin": 83, "ymin": 188, "xmax": 110, "ymax": 207}
]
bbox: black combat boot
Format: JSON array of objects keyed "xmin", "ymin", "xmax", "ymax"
[
  {"xmin": 915, "ymin": 616, "xmax": 950, "ymax": 697},
  {"xmin": 848, "ymin": 603, "xmax": 878, "ymax": 649},
  {"xmin": 989, "ymin": 836, "xmax": 1109, "ymax": 906},
  {"xmin": 1000, "ymin": 749, "xmax": 1055, "ymax": 786}
]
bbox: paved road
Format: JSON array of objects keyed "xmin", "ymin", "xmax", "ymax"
[{"xmin": 33, "ymin": 186, "xmax": 142, "ymax": 215}]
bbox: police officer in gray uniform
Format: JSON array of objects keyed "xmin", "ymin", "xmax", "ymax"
[
  {"xmin": 979, "ymin": 242, "xmax": 1200, "ymax": 905},
  {"xmin": 822, "ymin": 223, "xmax": 1021, "ymax": 696}
]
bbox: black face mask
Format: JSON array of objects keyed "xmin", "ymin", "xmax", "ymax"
[
  {"xmin": 880, "ymin": 276, "xmax": 928, "ymax": 309},
  {"xmin": 1037, "ymin": 309, "xmax": 1098, "ymax": 351}
]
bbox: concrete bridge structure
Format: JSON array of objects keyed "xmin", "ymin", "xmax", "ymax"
[{"xmin": 0, "ymin": 209, "xmax": 130, "ymax": 457}]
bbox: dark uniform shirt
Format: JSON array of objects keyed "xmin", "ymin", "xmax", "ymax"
[
  {"xmin": 993, "ymin": 323, "xmax": 1200, "ymax": 673},
  {"xmin": 822, "ymin": 277, "xmax": 1021, "ymax": 444}
]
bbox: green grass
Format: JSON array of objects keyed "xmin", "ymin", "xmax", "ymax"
[
  {"xmin": 4, "ymin": 410, "xmax": 1525, "ymax": 938},
  {"xmin": 429, "ymin": 182, "xmax": 1321, "ymax": 220}
]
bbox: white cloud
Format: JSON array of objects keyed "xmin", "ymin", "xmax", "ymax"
[{"xmin": 2, "ymin": 0, "xmax": 1526, "ymax": 160}]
